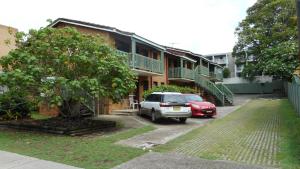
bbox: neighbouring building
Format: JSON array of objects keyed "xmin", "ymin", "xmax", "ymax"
[
  {"xmin": 204, "ymin": 52, "xmax": 257, "ymax": 78},
  {"xmin": 0, "ymin": 24, "xmax": 17, "ymax": 63},
  {"xmin": 49, "ymin": 18, "xmax": 233, "ymax": 115},
  {"xmin": 0, "ymin": 24, "xmax": 17, "ymax": 93},
  {"xmin": 205, "ymin": 52, "xmax": 283, "ymax": 94}
]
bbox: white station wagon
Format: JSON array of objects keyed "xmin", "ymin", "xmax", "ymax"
[{"xmin": 139, "ymin": 92, "xmax": 192, "ymax": 123}]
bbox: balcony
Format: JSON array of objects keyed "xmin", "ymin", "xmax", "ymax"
[
  {"xmin": 214, "ymin": 59, "xmax": 227, "ymax": 65},
  {"xmin": 168, "ymin": 67, "xmax": 195, "ymax": 81},
  {"xmin": 196, "ymin": 65, "xmax": 209, "ymax": 77},
  {"xmin": 209, "ymin": 72, "xmax": 223, "ymax": 81},
  {"xmin": 116, "ymin": 50, "xmax": 163, "ymax": 75}
]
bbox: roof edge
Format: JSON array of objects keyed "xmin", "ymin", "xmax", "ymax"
[{"xmin": 49, "ymin": 18, "xmax": 165, "ymax": 50}]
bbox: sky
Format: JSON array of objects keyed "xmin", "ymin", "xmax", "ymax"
[{"xmin": 1, "ymin": 0, "xmax": 256, "ymax": 55}]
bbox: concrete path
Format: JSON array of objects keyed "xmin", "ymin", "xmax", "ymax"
[
  {"xmin": 113, "ymin": 152, "xmax": 275, "ymax": 169},
  {"xmin": 116, "ymin": 94, "xmax": 255, "ymax": 149},
  {"xmin": 0, "ymin": 151, "xmax": 81, "ymax": 169}
]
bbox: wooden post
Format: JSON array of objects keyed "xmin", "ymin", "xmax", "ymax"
[
  {"xmin": 208, "ymin": 62, "xmax": 210, "ymax": 77},
  {"xmin": 180, "ymin": 57, "xmax": 183, "ymax": 77},
  {"xmin": 131, "ymin": 38, "xmax": 136, "ymax": 68},
  {"xmin": 192, "ymin": 62, "xmax": 195, "ymax": 79}
]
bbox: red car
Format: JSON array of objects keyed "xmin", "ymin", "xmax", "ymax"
[{"xmin": 183, "ymin": 94, "xmax": 216, "ymax": 117}]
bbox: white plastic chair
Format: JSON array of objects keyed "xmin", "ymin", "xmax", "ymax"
[{"xmin": 129, "ymin": 95, "xmax": 139, "ymax": 110}]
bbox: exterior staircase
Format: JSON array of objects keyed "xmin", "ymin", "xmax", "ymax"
[
  {"xmin": 80, "ymin": 91, "xmax": 97, "ymax": 117},
  {"xmin": 61, "ymin": 88, "xmax": 97, "ymax": 117},
  {"xmin": 216, "ymin": 83, "xmax": 234, "ymax": 105},
  {"xmin": 195, "ymin": 74, "xmax": 233, "ymax": 106}
]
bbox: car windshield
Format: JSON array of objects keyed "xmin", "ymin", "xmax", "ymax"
[
  {"xmin": 163, "ymin": 94, "xmax": 186, "ymax": 103},
  {"xmin": 184, "ymin": 95, "xmax": 203, "ymax": 102}
]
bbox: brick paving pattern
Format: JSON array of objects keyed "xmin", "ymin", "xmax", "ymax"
[{"xmin": 172, "ymin": 99, "xmax": 281, "ymax": 168}]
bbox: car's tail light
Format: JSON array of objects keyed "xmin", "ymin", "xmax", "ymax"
[{"xmin": 160, "ymin": 103, "xmax": 171, "ymax": 107}]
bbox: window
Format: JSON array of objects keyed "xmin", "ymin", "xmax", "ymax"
[
  {"xmin": 153, "ymin": 52, "xmax": 158, "ymax": 59},
  {"xmin": 143, "ymin": 81, "xmax": 149, "ymax": 91},
  {"xmin": 183, "ymin": 95, "xmax": 203, "ymax": 102},
  {"xmin": 153, "ymin": 82, "xmax": 158, "ymax": 86},
  {"xmin": 163, "ymin": 94, "xmax": 186, "ymax": 103},
  {"xmin": 146, "ymin": 94, "xmax": 161, "ymax": 102},
  {"xmin": 145, "ymin": 94, "xmax": 154, "ymax": 101},
  {"xmin": 161, "ymin": 82, "xmax": 165, "ymax": 85}
]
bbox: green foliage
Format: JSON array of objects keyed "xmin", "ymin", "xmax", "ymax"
[
  {"xmin": 0, "ymin": 91, "xmax": 33, "ymax": 120},
  {"xmin": 0, "ymin": 26, "xmax": 136, "ymax": 117},
  {"xmin": 278, "ymin": 100, "xmax": 300, "ymax": 168},
  {"xmin": 233, "ymin": 0, "xmax": 299, "ymax": 80},
  {"xmin": 222, "ymin": 68, "xmax": 231, "ymax": 78},
  {"xmin": 143, "ymin": 85, "xmax": 196, "ymax": 98}
]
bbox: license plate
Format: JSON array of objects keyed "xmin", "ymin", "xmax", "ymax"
[
  {"xmin": 173, "ymin": 106, "xmax": 181, "ymax": 111},
  {"xmin": 206, "ymin": 110, "xmax": 212, "ymax": 113}
]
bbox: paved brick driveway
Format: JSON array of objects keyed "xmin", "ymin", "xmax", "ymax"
[
  {"xmin": 171, "ymin": 99, "xmax": 281, "ymax": 167},
  {"xmin": 114, "ymin": 96, "xmax": 281, "ymax": 169}
]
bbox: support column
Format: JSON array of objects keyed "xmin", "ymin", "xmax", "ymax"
[
  {"xmin": 160, "ymin": 51, "xmax": 164, "ymax": 74},
  {"xmin": 199, "ymin": 59, "xmax": 203, "ymax": 75},
  {"xmin": 208, "ymin": 62, "xmax": 210, "ymax": 70},
  {"xmin": 180, "ymin": 58, "xmax": 183, "ymax": 77},
  {"xmin": 192, "ymin": 62, "xmax": 195, "ymax": 79},
  {"xmin": 131, "ymin": 38, "xmax": 136, "ymax": 68}
]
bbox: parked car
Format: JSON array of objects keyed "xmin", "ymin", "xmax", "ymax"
[
  {"xmin": 139, "ymin": 92, "xmax": 191, "ymax": 123},
  {"xmin": 182, "ymin": 94, "xmax": 216, "ymax": 118}
]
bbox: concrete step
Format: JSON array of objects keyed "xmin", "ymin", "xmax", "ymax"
[{"xmin": 111, "ymin": 109, "xmax": 138, "ymax": 116}]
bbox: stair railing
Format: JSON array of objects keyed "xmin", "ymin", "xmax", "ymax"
[{"xmin": 195, "ymin": 74, "xmax": 225, "ymax": 105}]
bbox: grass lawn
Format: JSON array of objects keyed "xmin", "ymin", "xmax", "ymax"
[
  {"xmin": 0, "ymin": 124, "xmax": 155, "ymax": 169},
  {"xmin": 155, "ymin": 99, "xmax": 300, "ymax": 169}
]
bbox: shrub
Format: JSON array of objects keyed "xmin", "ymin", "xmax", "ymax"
[
  {"xmin": 143, "ymin": 85, "xmax": 196, "ymax": 98},
  {"xmin": 0, "ymin": 92, "xmax": 33, "ymax": 120},
  {"xmin": 223, "ymin": 68, "xmax": 231, "ymax": 78}
]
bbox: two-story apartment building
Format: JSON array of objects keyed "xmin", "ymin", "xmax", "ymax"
[
  {"xmin": 49, "ymin": 18, "xmax": 233, "ymax": 114},
  {"xmin": 0, "ymin": 24, "xmax": 17, "ymax": 93}
]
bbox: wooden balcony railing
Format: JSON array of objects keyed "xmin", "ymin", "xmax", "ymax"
[
  {"xmin": 116, "ymin": 50, "xmax": 163, "ymax": 74},
  {"xmin": 196, "ymin": 65, "xmax": 209, "ymax": 76},
  {"xmin": 209, "ymin": 72, "xmax": 223, "ymax": 81},
  {"xmin": 168, "ymin": 67, "xmax": 195, "ymax": 80}
]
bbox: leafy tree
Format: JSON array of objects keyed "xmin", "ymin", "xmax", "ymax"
[
  {"xmin": 233, "ymin": 0, "xmax": 299, "ymax": 80},
  {"xmin": 223, "ymin": 67, "xmax": 231, "ymax": 78},
  {"xmin": 0, "ymin": 26, "xmax": 136, "ymax": 118}
]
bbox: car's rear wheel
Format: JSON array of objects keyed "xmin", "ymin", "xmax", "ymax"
[
  {"xmin": 151, "ymin": 111, "xmax": 157, "ymax": 122},
  {"xmin": 179, "ymin": 117, "xmax": 187, "ymax": 123}
]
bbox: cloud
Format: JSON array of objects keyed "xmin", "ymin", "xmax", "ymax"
[{"xmin": 0, "ymin": 0, "xmax": 256, "ymax": 54}]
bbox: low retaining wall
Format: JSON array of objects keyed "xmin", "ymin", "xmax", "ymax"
[{"xmin": 224, "ymin": 81, "xmax": 284, "ymax": 94}]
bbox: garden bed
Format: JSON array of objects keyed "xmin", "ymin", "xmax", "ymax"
[{"xmin": 0, "ymin": 117, "xmax": 116, "ymax": 136}]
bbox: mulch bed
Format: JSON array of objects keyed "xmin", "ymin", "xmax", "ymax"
[{"xmin": 0, "ymin": 117, "xmax": 116, "ymax": 136}]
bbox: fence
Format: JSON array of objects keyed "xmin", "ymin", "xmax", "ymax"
[
  {"xmin": 285, "ymin": 80, "xmax": 300, "ymax": 116},
  {"xmin": 224, "ymin": 81, "xmax": 284, "ymax": 94}
]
